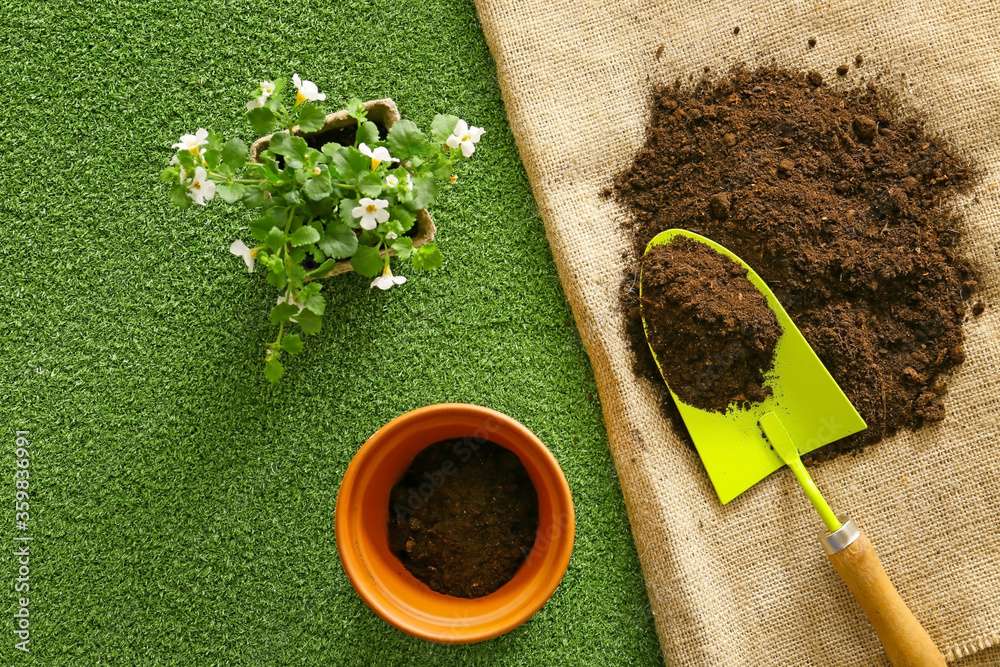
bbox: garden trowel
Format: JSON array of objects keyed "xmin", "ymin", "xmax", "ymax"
[{"xmin": 640, "ymin": 229, "xmax": 945, "ymax": 667}]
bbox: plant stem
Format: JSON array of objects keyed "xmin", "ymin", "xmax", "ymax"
[
  {"xmin": 208, "ymin": 170, "xmax": 265, "ymax": 184},
  {"xmin": 270, "ymin": 208, "xmax": 298, "ymax": 356},
  {"xmin": 273, "ymin": 320, "xmax": 286, "ymax": 352}
]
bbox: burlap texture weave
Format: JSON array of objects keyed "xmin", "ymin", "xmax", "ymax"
[{"xmin": 473, "ymin": 0, "xmax": 1000, "ymax": 664}]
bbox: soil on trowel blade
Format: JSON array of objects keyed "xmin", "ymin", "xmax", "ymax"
[{"xmin": 641, "ymin": 238, "xmax": 783, "ymax": 412}]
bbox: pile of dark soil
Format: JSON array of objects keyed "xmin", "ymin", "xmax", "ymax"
[
  {"xmin": 641, "ymin": 238, "xmax": 783, "ymax": 412},
  {"xmin": 388, "ymin": 439, "xmax": 538, "ymax": 598},
  {"xmin": 611, "ymin": 66, "xmax": 979, "ymax": 459}
]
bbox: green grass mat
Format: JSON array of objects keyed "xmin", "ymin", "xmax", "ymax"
[{"xmin": 1, "ymin": 0, "xmax": 663, "ymax": 663}]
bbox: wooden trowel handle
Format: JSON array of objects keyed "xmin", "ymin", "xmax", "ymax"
[{"xmin": 824, "ymin": 521, "xmax": 945, "ymax": 667}]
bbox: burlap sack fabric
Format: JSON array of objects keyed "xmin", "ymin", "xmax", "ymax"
[{"xmin": 473, "ymin": 0, "xmax": 1000, "ymax": 664}]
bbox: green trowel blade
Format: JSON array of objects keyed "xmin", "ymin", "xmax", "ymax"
[{"xmin": 640, "ymin": 229, "xmax": 867, "ymax": 505}]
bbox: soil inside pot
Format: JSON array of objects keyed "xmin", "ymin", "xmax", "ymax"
[
  {"xmin": 610, "ymin": 66, "xmax": 980, "ymax": 460},
  {"xmin": 642, "ymin": 238, "xmax": 783, "ymax": 412},
  {"xmin": 300, "ymin": 119, "xmax": 388, "ymax": 152},
  {"xmin": 388, "ymin": 439, "xmax": 539, "ymax": 598},
  {"xmin": 270, "ymin": 119, "xmax": 388, "ymax": 170}
]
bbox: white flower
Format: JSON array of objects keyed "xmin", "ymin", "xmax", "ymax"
[
  {"xmin": 358, "ymin": 143, "xmax": 396, "ymax": 170},
  {"xmin": 172, "ymin": 128, "xmax": 210, "ymax": 153},
  {"xmin": 386, "ymin": 232, "xmax": 398, "ymax": 240},
  {"xmin": 370, "ymin": 264, "xmax": 406, "ymax": 291},
  {"xmin": 277, "ymin": 290, "xmax": 304, "ymax": 322},
  {"xmin": 247, "ymin": 81, "xmax": 276, "ymax": 110},
  {"xmin": 229, "ymin": 239, "xmax": 258, "ymax": 273},
  {"xmin": 292, "ymin": 74, "xmax": 325, "ymax": 106},
  {"xmin": 445, "ymin": 119, "xmax": 485, "ymax": 158},
  {"xmin": 187, "ymin": 167, "xmax": 216, "ymax": 205},
  {"xmin": 403, "ymin": 173, "xmax": 413, "ymax": 192},
  {"xmin": 385, "ymin": 174, "xmax": 399, "ymax": 188},
  {"xmin": 351, "ymin": 197, "xmax": 390, "ymax": 230}
]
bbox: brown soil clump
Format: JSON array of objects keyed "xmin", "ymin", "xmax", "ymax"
[
  {"xmin": 641, "ymin": 238, "xmax": 783, "ymax": 412},
  {"xmin": 610, "ymin": 66, "xmax": 978, "ymax": 459},
  {"xmin": 388, "ymin": 439, "xmax": 538, "ymax": 598}
]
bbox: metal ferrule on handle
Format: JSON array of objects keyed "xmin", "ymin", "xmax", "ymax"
[{"xmin": 821, "ymin": 517, "xmax": 861, "ymax": 555}]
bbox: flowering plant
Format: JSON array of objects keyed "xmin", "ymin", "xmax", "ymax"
[{"xmin": 161, "ymin": 76, "xmax": 483, "ymax": 383}]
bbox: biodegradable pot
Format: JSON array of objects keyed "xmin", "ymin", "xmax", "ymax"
[
  {"xmin": 249, "ymin": 98, "xmax": 435, "ymax": 280},
  {"xmin": 335, "ymin": 403, "xmax": 575, "ymax": 644}
]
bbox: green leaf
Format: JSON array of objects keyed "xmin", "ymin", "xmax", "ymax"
[
  {"xmin": 387, "ymin": 119, "xmax": 428, "ymax": 160},
  {"xmin": 340, "ymin": 198, "xmax": 360, "ymax": 227},
  {"xmin": 250, "ymin": 216, "xmax": 274, "ymax": 241},
  {"xmin": 410, "ymin": 176, "xmax": 438, "ymax": 210},
  {"xmin": 207, "ymin": 131, "xmax": 224, "ymax": 151},
  {"xmin": 297, "ymin": 102, "xmax": 327, "ymax": 134},
  {"xmin": 431, "ymin": 114, "xmax": 460, "ymax": 142},
  {"xmin": 264, "ymin": 357, "xmax": 284, "ymax": 384},
  {"xmin": 169, "ymin": 184, "xmax": 192, "ymax": 209},
  {"xmin": 356, "ymin": 121, "xmax": 379, "ymax": 147},
  {"xmin": 358, "ymin": 172, "xmax": 383, "ymax": 198},
  {"xmin": 264, "ymin": 205, "xmax": 290, "ymax": 226},
  {"xmin": 388, "ymin": 205, "xmax": 416, "ymax": 232},
  {"xmin": 431, "ymin": 155, "xmax": 453, "ymax": 180},
  {"xmin": 265, "ymin": 226, "xmax": 285, "ymax": 252},
  {"xmin": 287, "ymin": 263, "xmax": 307, "ymax": 289},
  {"xmin": 412, "ymin": 242, "xmax": 444, "ymax": 271},
  {"xmin": 280, "ymin": 334, "xmax": 304, "ymax": 355},
  {"xmin": 244, "ymin": 163, "xmax": 266, "ymax": 179},
  {"xmin": 221, "ymin": 138, "xmax": 248, "ymax": 170},
  {"xmin": 305, "ymin": 293, "xmax": 325, "ymax": 315},
  {"xmin": 248, "ymin": 107, "xmax": 277, "ymax": 135},
  {"xmin": 269, "ymin": 133, "xmax": 308, "ymax": 169},
  {"xmin": 351, "ymin": 245, "xmax": 383, "ymax": 277},
  {"xmin": 346, "ymin": 98, "xmax": 367, "ymax": 122},
  {"xmin": 175, "ymin": 150, "xmax": 198, "ymax": 171},
  {"xmin": 288, "ymin": 225, "xmax": 320, "ymax": 247},
  {"xmin": 320, "ymin": 222, "xmax": 359, "ymax": 259},
  {"xmin": 384, "ymin": 219, "xmax": 406, "ymax": 238},
  {"xmin": 262, "ymin": 156, "xmax": 283, "ymax": 183},
  {"xmin": 390, "ymin": 236, "xmax": 413, "ymax": 259},
  {"xmin": 159, "ymin": 166, "xmax": 180, "ymax": 183},
  {"xmin": 359, "ymin": 229, "xmax": 380, "ymax": 246},
  {"xmin": 288, "ymin": 244, "xmax": 307, "ymax": 264},
  {"xmin": 307, "ymin": 258, "xmax": 339, "ymax": 278},
  {"xmin": 266, "ymin": 265, "xmax": 286, "ymax": 288},
  {"xmin": 270, "ymin": 302, "xmax": 300, "ymax": 325},
  {"xmin": 203, "ymin": 149, "xmax": 221, "ymax": 170},
  {"xmin": 242, "ymin": 184, "xmax": 268, "ymax": 208},
  {"xmin": 327, "ymin": 146, "xmax": 369, "ymax": 181},
  {"xmin": 303, "ymin": 170, "xmax": 332, "ymax": 200},
  {"xmin": 296, "ymin": 308, "xmax": 323, "ymax": 335},
  {"xmin": 216, "ymin": 182, "xmax": 246, "ymax": 204}
]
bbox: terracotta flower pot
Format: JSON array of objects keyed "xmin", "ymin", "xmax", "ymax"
[
  {"xmin": 249, "ymin": 98, "xmax": 435, "ymax": 279},
  {"xmin": 335, "ymin": 403, "xmax": 575, "ymax": 643}
]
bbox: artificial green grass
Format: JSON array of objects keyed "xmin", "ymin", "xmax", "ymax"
[{"xmin": 1, "ymin": 0, "xmax": 664, "ymax": 664}]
